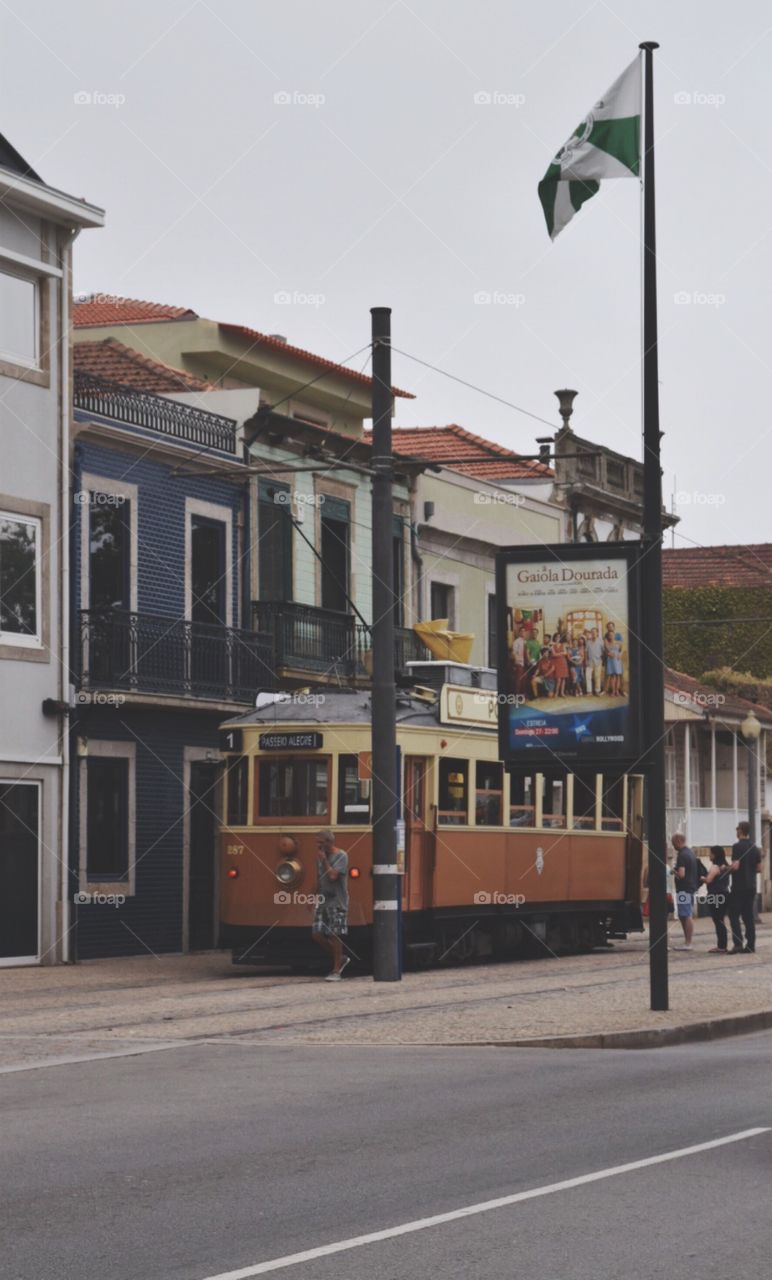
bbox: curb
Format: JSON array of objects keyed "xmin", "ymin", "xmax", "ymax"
[{"xmin": 486, "ymin": 1008, "xmax": 772, "ymax": 1050}]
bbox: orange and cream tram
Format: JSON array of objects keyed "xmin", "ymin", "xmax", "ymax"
[{"xmin": 218, "ymin": 662, "xmax": 645, "ymax": 970}]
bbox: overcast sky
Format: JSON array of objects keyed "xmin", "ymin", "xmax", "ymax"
[{"xmin": 5, "ymin": 0, "xmax": 770, "ymax": 546}]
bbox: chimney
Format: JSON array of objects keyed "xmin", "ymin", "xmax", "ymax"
[{"xmin": 554, "ymin": 388, "xmax": 578, "ymax": 430}]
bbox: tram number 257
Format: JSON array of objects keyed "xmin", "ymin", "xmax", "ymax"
[{"xmin": 226, "ymin": 844, "xmax": 245, "ymax": 856}]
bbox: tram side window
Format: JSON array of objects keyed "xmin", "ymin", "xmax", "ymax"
[
  {"xmin": 338, "ymin": 754, "xmax": 371, "ymax": 824},
  {"xmin": 475, "ymin": 762, "xmax": 503, "ymax": 826},
  {"xmin": 542, "ymin": 775, "xmax": 565, "ymax": 829},
  {"xmin": 601, "ymin": 776, "xmax": 625, "ymax": 831},
  {"xmin": 573, "ymin": 773, "xmax": 597, "ymax": 829},
  {"xmin": 258, "ymin": 757, "xmax": 328, "ymax": 819},
  {"xmin": 438, "ymin": 758, "xmax": 468, "ymax": 825},
  {"xmin": 226, "ymin": 756, "xmax": 248, "ymax": 826},
  {"xmin": 507, "ymin": 767, "xmax": 535, "ymax": 827}
]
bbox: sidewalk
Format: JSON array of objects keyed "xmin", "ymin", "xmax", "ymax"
[{"xmin": 0, "ymin": 917, "xmax": 770, "ymax": 1069}]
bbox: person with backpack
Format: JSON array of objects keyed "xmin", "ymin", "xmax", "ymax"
[
  {"xmin": 702, "ymin": 846, "xmax": 731, "ymax": 954},
  {"xmin": 728, "ymin": 821, "xmax": 762, "ymax": 954}
]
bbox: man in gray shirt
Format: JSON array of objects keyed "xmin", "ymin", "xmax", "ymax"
[
  {"xmin": 311, "ymin": 828, "xmax": 350, "ymax": 980},
  {"xmin": 672, "ymin": 832, "xmax": 698, "ymax": 951}
]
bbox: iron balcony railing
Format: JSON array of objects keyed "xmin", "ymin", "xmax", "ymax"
[
  {"xmin": 252, "ymin": 600, "xmax": 428, "ymax": 679},
  {"xmin": 79, "ymin": 609, "xmax": 274, "ymax": 703},
  {"xmin": 73, "ymin": 371, "xmax": 238, "ymax": 455},
  {"xmin": 252, "ymin": 601, "xmax": 358, "ymax": 677}
]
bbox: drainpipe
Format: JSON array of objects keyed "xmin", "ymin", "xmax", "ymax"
[
  {"xmin": 410, "ymin": 520, "xmax": 423, "ymax": 620},
  {"xmin": 60, "ymin": 231, "xmax": 78, "ymax": 963}
]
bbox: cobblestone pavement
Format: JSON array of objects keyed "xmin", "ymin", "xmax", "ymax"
[{"xmin": 0, "ymin": 917, "xmax": 769, "ymax": 1068}]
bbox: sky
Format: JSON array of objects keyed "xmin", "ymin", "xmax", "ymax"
[{"xmin": 4, "ymin": 0, "xmax": 771, "ymax": 546}]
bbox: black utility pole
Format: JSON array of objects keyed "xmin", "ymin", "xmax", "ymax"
[
  {"xmin": 639, "ymin": 42, "xmax": 669, "ymax": 1011},
  {"xmin": 370, "ymin": 306, "xmax": 401, "ymax": 981}
]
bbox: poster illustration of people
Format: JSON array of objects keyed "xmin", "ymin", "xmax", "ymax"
[{"xmin": 498, "ymin": 547, "xmax": 639, "ymax": 762}]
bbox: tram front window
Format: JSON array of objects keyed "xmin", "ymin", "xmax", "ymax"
[
  {"xmin": 258, "ymin": 757, "xmax": 329, "ymax": 819},
  {"xmin": 226, "ymin": 756, "xmax": 248, "ymax": 826},
  {"xmin": 338, "ymin": 754, "xmax": 371, "ymax": 824}
]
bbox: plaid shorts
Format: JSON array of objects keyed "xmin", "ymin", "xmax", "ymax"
[{"xmin": 312, "ymin": 902, "xmax": 348, "ymax": 937}]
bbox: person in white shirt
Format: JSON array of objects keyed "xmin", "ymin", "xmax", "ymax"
[{"xmin": 586, "ymin": 628, "xmax": 605, "ymax": 695}]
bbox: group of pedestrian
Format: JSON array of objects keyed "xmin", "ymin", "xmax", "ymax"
[
  {"xmin": 670, "ymin": 823, "xmax": 762, "ymax": 954},
  {"xmin": 510, "ymin": 621, "xmax": 624, "ymax": 701}
]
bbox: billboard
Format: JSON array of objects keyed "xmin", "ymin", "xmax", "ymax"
[{"xmin": 496, "ymin": 543, "xmax": 641, "ymax": 765}]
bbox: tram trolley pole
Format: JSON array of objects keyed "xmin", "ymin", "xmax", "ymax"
[{"xmin": 370, "ymin": 305, "xmax": 402, "ymax": 981}]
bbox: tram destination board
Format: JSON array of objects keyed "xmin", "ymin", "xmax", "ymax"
[
  {"xmin": 258, "ymin": 731, "xmax": 324, "ymax": 751},
  {"xmin": 495, "ymin": 542, "xmax": 642, "ymax": 767}
]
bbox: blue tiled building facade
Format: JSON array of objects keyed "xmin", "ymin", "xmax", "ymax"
[{"xmin": 70, "ymin": 384, "xmax": 267, "ymax": 958}]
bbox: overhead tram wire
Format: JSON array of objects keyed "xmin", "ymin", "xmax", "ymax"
[
  {"xmin": 166, "ymin": 341, "xmax": 374, "ymax": 478},
  {"xmin": 389, "ymin": 344, "xmax": 560, "ymax": 432},
  {"xmin": 169, "ymin": 339, "xmax": 572, "ymax": 480}
]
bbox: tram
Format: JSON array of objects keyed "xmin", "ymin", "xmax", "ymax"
[{"xmin": 217, "ymin": 662, "xmax": 645, "ymax": 970}]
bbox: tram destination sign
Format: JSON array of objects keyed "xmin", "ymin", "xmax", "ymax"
[
  {"xmin": 258, "ymin": 732, "xmax": 324, "ymax": 751},
  {"xmin": 495, "ymin": 542, "xmax": 642, "ymax": 766}
]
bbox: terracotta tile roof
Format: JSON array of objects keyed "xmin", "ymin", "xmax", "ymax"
[
  {"xmin": 74, "ymin": 339, "xmax": 211, "ymax": 393},
  {"xmin": 74, "ymin": 296, "xmax": 198, "ymax": 327},
  {"xmin": 386, "ymin": 425, "xmax": 553, "ymax": 480},
  {"xmin": 72, "ymin": 296, "xmax": 414, "ymax": 398},
  {"xmin": 219, "ymin": 323, "xmax": 414, "ymax": 399},
  {"xmin": 663, "ymin": 545, "xmax": 772, "ymax": 589},
  {"xmin": 664, "ymin": 667, "xmax": 772, "ymax": 725}
]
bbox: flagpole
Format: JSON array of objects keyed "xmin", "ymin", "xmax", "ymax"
[{"xmin": 639, "ymin": 40, "xmax": 669, "ymax": 1011}]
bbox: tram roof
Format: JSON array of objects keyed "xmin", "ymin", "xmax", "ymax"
[{"xmin": 223, "ymin": 688, "xmax": 442, "ymax": 730}]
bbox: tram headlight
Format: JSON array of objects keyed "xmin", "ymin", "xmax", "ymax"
[{"xmin": 275, "ymin": 857, "xmax": 302, "ymax": 887}]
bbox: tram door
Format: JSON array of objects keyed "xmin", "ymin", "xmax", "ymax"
[{"xmin": 403, "ymin": 758, "xmax": 433, "ymax": 912}]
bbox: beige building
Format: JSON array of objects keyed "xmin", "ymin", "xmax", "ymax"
[{"xmin": 389, "ymin": 425, "xmax": 563, "ymax": 667}]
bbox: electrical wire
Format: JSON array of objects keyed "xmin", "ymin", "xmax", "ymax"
[{"xmin": 389, "ymin": 344, "xmax": 559, "ymax": 431}]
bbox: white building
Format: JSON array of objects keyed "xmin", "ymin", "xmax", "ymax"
[
  {"xmin": 0, "ymin": 135, "xmax": 103, "ymax": 965},
  {"xmin": 664, "ymin": 669, "xmax": 770, "ymax": 891}
]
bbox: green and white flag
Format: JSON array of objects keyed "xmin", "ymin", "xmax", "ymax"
[{"xmin": 538, "ymin": 56, "xmax": 641, "ymax": 239}]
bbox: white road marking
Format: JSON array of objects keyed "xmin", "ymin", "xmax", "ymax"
[
  {"xmin": 199, "ymin": 1127, "xmax": 769, "ymax": 1279},
  {"xmin": 0, "ymin": 1041, "xmax": 197, "ymax": 1075}
]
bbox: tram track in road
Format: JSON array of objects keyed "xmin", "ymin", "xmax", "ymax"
[{"xmin": 2, "ymin": 950, "xmax": 761, "ymax": 1045}]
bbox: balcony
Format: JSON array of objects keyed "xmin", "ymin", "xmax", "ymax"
[
  {"xmin": 79, "ymin": 609, "xmax": 274, "ymax": 704},
  {"xmin": 73, "ymin": 371, "xmax": 239, "ymax": 455},
  {"xmin": 251, "ymin": 601, "xmax": 428, "ymax": 681}
]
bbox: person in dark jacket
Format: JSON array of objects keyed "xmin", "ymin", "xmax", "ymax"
[
  {"xmin": 728, "ymin": 821, "xmax": 762, "ymax": 954},
  {"xmin": 702, "ymin": 846, "xmax": 731, "ymax": 954}
]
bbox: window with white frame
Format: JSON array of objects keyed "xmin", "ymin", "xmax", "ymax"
[
  {"xmin": 0, "ymin": 271, "xmax": 39, "ymax": 369},
  {"xmin": 0, "ymin": 512, "xmax": 41, "ymax": 646}
]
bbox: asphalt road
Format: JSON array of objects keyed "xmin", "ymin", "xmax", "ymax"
[{"xmin": 2, "ymin": 1033, "xmax": 771, "ymax": 1280}]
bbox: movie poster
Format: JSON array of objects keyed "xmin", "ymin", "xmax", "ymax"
[{"xmin": 496, "ymin": 545, "xmax": 640, "ymax": 764}]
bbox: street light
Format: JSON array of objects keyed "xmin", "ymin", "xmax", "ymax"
[
  {"xmin": 740, "ymin": 710, "xmax": 762, "ymax": 915},
  {"xmin": 740, "ymin": 710, "xmax": 761, "ymax": 845}
]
